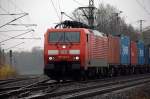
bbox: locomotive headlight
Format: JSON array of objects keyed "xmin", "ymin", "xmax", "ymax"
[
  {"xmin": 75, "ymin": 56, "xmax": 79, "ymax": 60},
  {"xmin": 62, "ymin": 45, "xmax": 66, "ymax": 49},
  {"xmin": 49, "ymin": 56, "xmax": 53, "ymax": 60}
]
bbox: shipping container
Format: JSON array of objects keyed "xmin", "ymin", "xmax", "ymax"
[
  {"xmin": 144, "ymin": 46, "xmax": 150, "ymax": 65},
  {"xmin": 130, "ymin": 41, "xmax": 138, "ymax": 65},
  {"xmin": 137, "ymin": 40, "xmax": 145, "ymax": 65},
  {"xmin": 120, "ymin": 35, "xmax": 130, "ymax": 65},
  {"xmin": 108, "ymin": 35, "xmax": 120, "ymax": 65}
]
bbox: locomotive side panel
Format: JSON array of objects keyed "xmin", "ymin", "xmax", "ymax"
[{"xmin": 89, "ymin": 31, "xmax": 108, "ymax": 67}]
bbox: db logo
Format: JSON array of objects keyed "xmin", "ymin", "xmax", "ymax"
[
  {"xmin": 122, "ymin": 45, "xmax": 128, "ymax": 55},
  {"xmin": 139, "ymin": 50, "xmax": 144, "ymax": 56}
]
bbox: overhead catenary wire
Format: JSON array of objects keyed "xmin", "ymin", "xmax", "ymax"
[
  {"xmin": 0, "ymin": 5, "xmax": 10, "ymax": 14},
  {"xmin": 0, "ymin": 33, "xmax": 41, "ymax": 40},
  {"xmin": 135, "ymin": 0, "xmax": 150, "ymax": 16},
  {"xmin": 50, "ymin": 0, "xmax": 61, "ymax": 21},
  {"xmin": 0, "ymin": 0, "xmax": 37, "ymax": 52},
  {"xmin": 61, "ymin": 12, "xmax": 76, "ymax": 21},
  {"xmin": 0, "ymin": 1, "xmax": 35, "ymax": 32},
  {"xmin": 0, "ymin": 29, "xmax": 33, "ymax": 32},
  {"xmin": 0, "ymin": 13, "xmax": 28, "ymax": 29},
  {"xmin": 0, "ymin": 33, "xmax": 11, "ymax": 37},
  {"xmin": 7, "ymin": 0, "xmax": 35, "ymax": 32},
  {"xmin": 7, "ymin": 24, "xmax": 37, "ymax": 27},
  {"xmin": 13, "ymin": 37, "xmax": 41, "ymax": 40},
  {"xmin": 72, "ymin": 0, "xmax": 85, "ymax": 6},
  {"xmin": 0, "ymin": 29, "xmax": 36, "ymax": 38},
  {"xmin": 0, "ymin": 29, "xmax": 34, "ymax": 43},
  {"xmin": 0, "ymin": 4, "xmax": 24, "ymax": 25},
  {"xmin": 0, "ymin": 29, "xmax": 35, "ymax": 42},
  {"xmin": 8, "ymin": 0, "xmax": 26, "ymax": 13},
  {"xmin": 8, "ymin": 0, "xmax": 35, "ymax": 28},
  {"xmin": 0, "ymin": 13, "xmax": 27, "ymax": 15},
  {"xmin": 57, "ymin": 0, "xmax": 62, "ymax": 12}
]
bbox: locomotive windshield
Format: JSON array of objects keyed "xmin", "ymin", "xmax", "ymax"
[{"xmin": 48, "ymin": 32, "xmax": 80, "ymax": 43}]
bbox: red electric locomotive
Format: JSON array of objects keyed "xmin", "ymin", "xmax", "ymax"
[
  {"xmin": 44, "ymin": 27, "xmax": 111, "ymax": 80},
  {"xmin": 44, "ymin": 21, "xmax": 118, "ymax": 80}
]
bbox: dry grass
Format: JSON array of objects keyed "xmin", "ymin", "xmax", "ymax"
[{"xmin": 0, "ymin": 64, "xmax": 17, "ymax": 80}]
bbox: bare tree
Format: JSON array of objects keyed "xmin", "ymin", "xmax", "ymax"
[{"xmin": 72, "ymin": 3, "xmax": 139, "ymax": 41}]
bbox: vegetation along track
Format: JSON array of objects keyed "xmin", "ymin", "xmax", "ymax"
[{"xmin": 26, "ymin": 74, "xmax": 150, "ymax": 99}]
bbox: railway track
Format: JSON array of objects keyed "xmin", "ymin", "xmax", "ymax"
[
  {"xmin": 1, "ymin": 74, "xmax": 150, "ymax": 99},
  {"xmin": 0, "ymin": 77, "xmax": 51, "ymax": 98},
  {"xmin": 0, "ymin": 79, "xmax": 78, "ymax": 99},
  {"xmin": 0, "ymin": 76, "xmax": 47, "ymax": 93},
  {"xmin": 0, "ymin": 76, "xmax": 37, "ymax": 85},
  {"xmin": 26, "ymin": 74, "xmax": 150, "ymax": 99},
  {"xmin": 0, "ymin": 75, "xmax": 44, "ymax": 87}
]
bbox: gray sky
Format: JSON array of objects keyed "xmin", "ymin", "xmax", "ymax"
[{"xmin": 0, "ymin": 0, "xmax": 150, "ymax": 52}]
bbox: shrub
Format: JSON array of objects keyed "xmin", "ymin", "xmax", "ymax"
[{"xmin": 0, "ymin": 64, "xmax": 17, "ymax": 80}]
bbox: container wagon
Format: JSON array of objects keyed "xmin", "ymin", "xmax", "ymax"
[{"xmin": 119, "ymin": 35, "xmax": 130, "ymax": 75}]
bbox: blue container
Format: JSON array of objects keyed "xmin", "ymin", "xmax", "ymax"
[
  {"xmin": 120, "ymin": 35, "xmax": 130, "ymax": 65},
  {"xmin": 137, "ymin": 40, "xmax": 145, "ymax": 65},
  {"xmin": 144, "ymin": 46, "xmax": 150, "ymax": 64}
]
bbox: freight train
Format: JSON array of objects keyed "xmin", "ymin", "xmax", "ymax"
[{"xmin": 44, "ymin": 20, "xmax": 150, "ymax": 80}]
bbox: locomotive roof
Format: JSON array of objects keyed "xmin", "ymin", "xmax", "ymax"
[
  {"xmin": 90, "ymin": 30, "xmax": 106, "ymax": 37},
  {"xmin": 47, "ymin": 28, "xmax": 90, "ymax": 33},
  {"xmin": 47, "ymin": 28, "xmax": 106, "ymax": 37},
  {"xmin": 48, "ymin": 28, "xmax": 88, "ymax": 31}
]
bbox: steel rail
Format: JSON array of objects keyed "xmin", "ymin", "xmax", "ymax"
[
  {"xmin": 64, "ymin": 78, "xmax": 150, "ymax": 99},
  {"xmin": 0, "ymin": 76, "xmax": 38, "ymax": 85},
  {"xmin": 0, "ymin": 78, "xmax": 50, "ymax": 98},
  {"xmin": 27, "ymin": 75, "xmax": 150, "ymax": 99},
  {"xmin": 1, "ymin": 74, "xmax": 150, "ymax": 99}
]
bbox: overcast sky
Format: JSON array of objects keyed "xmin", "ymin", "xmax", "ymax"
[{"xmin": 0, "ymin": 0, "xmax": 150, "ymax": 52}]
